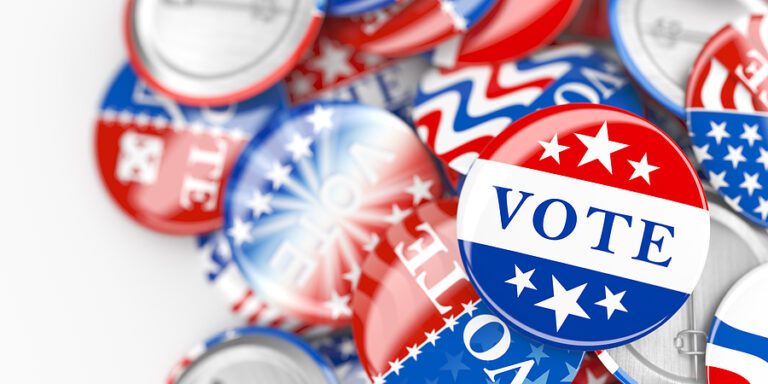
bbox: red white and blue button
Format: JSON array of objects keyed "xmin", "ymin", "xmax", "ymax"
[
  {"xmin": 323, "ymin": 0, "xmax": 497, "ymax": 58},
  {"xmin": 413, "ymin": 43, "xmax": 644, "ymax": 175},
  {"xmin": 687, "ymin": 14, "xmax": 768, "ymax": 228},
  {"xmin": 354, "ymin": 198, "xmax": 584, "ymax": 384},
  {"xmin": 458, "ymin": 104, "xmax": 710, "ymax": 350},
  {"xmin": 706, "ymin": 263, "xmax": 768, "ymax": 383},
  {"xmin": 224, "ymin": 101, "xmax": 443, "ymax": 326},
  {"xmin": 95, "ymin": 63, "xmax": 285, "ymax": 234}
]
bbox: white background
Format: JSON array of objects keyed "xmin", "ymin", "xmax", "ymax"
[{"xmin": 0, "ymin": 2, "xmax": 239, "ymax": 382}]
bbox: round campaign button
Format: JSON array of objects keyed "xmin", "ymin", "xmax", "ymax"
[
  {"xmin": 125, "ymin": 0, "xmax": 325, "ymax": 106},
  {"xmin": 354, "ymin": 198, "xmax": 584, "ymax": 384},
  {"xmin": 284, "ymin": 28, "xmax": 429, "ymax": 123},
  {"xmin": 687, "ymin": 14, "xmax": 768, "ymax": 228},
  {"xmin": 595, "ymin": 188, "xmax": 768, "ymax": 383},
  {"xmin": 197, "ymin": 231, "xmax": 332, "ymax": 337},
  {"xmin": 328, "ymin": 0, "xmax": 399, "ymax": 16},
  {"xmin": 224, "ymin": 101, "xmax": 444, "ymax": 326},
  {"xmin": 609, "ymin": 0, "xmax": 765, "ymax": 118},
  {"xmin": 313, "ymin": 331, "xmax": 369, "ymax": 384},
  {"xmin": 413, "ymin": 43, "xmax": 644, "ymax": 176},
  {"xmin": 458, "ymin": 103, "xmax": 710, "ymax": 350},
  {"xmin": 322, "ymin": 0, "xmax": 497, "ymax": 58},
  {"xmin": 706, "ymin": 263, "xmax": 768, "ymax": 383},
  {"xmin": 429, "ymin": 0, "xmax": 582, "ymax": 68},
  {"xmin": 166, "ymin": 326, "xmax": 339, "ymax": 384},
  {"xmin": 95, "ymin": 63, "xmax": 286, "ymax": 234}
]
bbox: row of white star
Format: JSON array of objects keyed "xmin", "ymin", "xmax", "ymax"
[
  {"xmin": 698, "ymin": 120, "xmax": 763, "ymax": 147},
  {"xmin": 693, "ymin": 142, "xmax": 768, "ymax": 170},
  {"xmin": 537, "ymin": 122, "xmax": 660, "ymax": 184},
  {"xmin": 370, "ymin": 300, "xmax": 481, "ymax": 384},
  {"xmin": 100, "ymin": 109, "xmax": 248, "ymax": 141},
  {"xmin": 506, "ymin": 265, "xmax": 628, "ymax": 331},
  {"xmin": 707, "ymin": 169, "xmax": 768, "ymax": 220}
]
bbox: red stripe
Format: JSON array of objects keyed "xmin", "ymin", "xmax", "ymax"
[{"xmin": 707, "ymin": 366, "xmax": 750, "ymax": 384}]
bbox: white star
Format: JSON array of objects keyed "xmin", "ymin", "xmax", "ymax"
[
  {"xmin": 405, "ymin": 175, "xmax": 434, "ymax": 205},
  {"xmin": 384, "ymin": 204, "xmax": 412, "ymax": 224},
  {"xmin": 363, "ymin": 233, "xmax": 380, "ymax": 252},
  {"xmin": 627, "ymin": 154, "xmax": 660, "ymax": 184},
  {"xmin": 288, "ymin": 71, "xmax": 316, "ymax": 96},
  {"xmin": 306, "ymin": 104, "xmax": 334, "ymax": 133},
  {"xmin": 725, "ymin": 194, "xmax": 744, "ymax": 212},
  {"xmin": 227, "ymin": 217, "xmax": 253, "ymax": 246},
  {"xmin": 740, "ymin": 172, "xmax": 763, "ymax": 196},
  {"xmin": 594, "ymin": 286, "xmax": 628, "ymax": 320},
  {"xmin": 757, "ymin": 147, "xmax": 768, "ymax": 170},
  {"xmin": 755, "ymin": 196, "xmax": 768, "ymax": 220},
  {"xmin": 538, "ymin": 133, "xmax": 570, "ymax": 164},
  {"xmin": 535, "ymin": 276, "xmax": 590, "ymax": 331},
  {"xmin": 342, "ymin": 263, "xmax": 361, "ymax": 288},
  {"xmin": 307, "ymin": 38, "xmax": 356, "ymax": 84},
  {"xmin": 505, "ymin": 265, "xmax": 537, "ymax": 297},
  {"xmin": 723, "ymin": 145, "xmax": 747, "ymax": 169},
  {"xmin": 575, "ymin": 121, "xmax": 628, "ymax": 173},
  {"xmin": 424, "ymin": 329, "xmax": 440, "ymax": 346},
  {"xmin": 135, "ymin": 112, "xmax": 151, "ymax": 126},
  {"xmin": 443, "ymin": 315, "xmax": 459, "ymax": 331},
  {"xmin": 388, "ymin": 358, "xmax": 404, "ymax": 375},
  {"xmin": 440, "ymin": 1, "xmax": 468, "ymax": 30},
  {"xmin": 285, "ymin": 133, "xmax": 313, "ymax": 161},
  {"xmin": 740, "ymin": 123, "xmax": 762, "ymax": 147},
  {"xmin": 707, "ymin": 121, "xmax": 730, "ymax": 145},
  {"xmin": 358, "ymin": 52, "xmax": 385, "ymax": 67},
  {"xmin": 692, "ymin": 144, "xmax": 714, "ymax": 163},
  {"xmin": 709, "ymin": 170, "xmax": 730, "ymax": 191},
  {"xmin": 266, "ymin": 161, "xmax": 292, "ymax": 190},
  {"xmin": 406, "ymin": 344, "xmax": 422, "ymax": 361},
  {"xmin": 245, "ymin": 190, "xmax": 273, "ymax": 219},
  {"xmin": 462, "ymin": 300, "xmax": 478, "ymax": 316},
  {"xmin": 323, "ymin": 290, "xmax": 351, "ymax": 319},
  {"xmin": 372, "ymin": 374, "xmax": 386, "ymax": 384},
  {"xmin": 339, "ymin": 338, "xmax": 356, "ymax": 358},
  {"xmin": 153, "ymin": 115, "xmax": 169, "ymax": 129},
  {"xmin": 586, "ymin": 369, "xmax": 610, "ymax": 384},
  {"xmin": 118, "ymin": 110, "xmax": 134, "ymax": 125}
]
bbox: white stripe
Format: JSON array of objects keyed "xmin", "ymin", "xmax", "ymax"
[
  {"xmin": 701, "ymin": 59, "xmax": 728, "ymax": 111},
  {"xmin": 707, "ymin": 343, "xmax": 768, "ymax": 382},
  {"xmin": 734, "ymin": 83, "xmax": 756, "ymax": 112},
  {"xmin": 457, "ymin": 160, "xmax": 709, "ymax": 293},
  {"xmin": 732, "ymin": 15, "xmax": 751, "ymax": 38}
]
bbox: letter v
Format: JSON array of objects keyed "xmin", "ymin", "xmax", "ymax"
[{"xmin": 494, "ymin": 186, "xmax": 534, "ymax": 230}]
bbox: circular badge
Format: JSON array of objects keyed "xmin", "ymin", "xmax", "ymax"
[
  {"xmin": 687, "ymin": 14, "xmax": 768, "ymax": 228},
  {"xmin": 125, "ymin": 0, "xmax": 325, "ymax": 106},
  {"xmin": 595, "ymin": 188, "xmax": 768, "ymax": 383},
  {"xmin": 322, "ymin": 0, "xmax": 497, "ymax": 58},
  {"xmin": 458, "ymin": 103, "xmax": 710, "ymax": 350},
  {"xmin": 95, "ymin": 63, "xmax": 286, "ymax": 234},
  {"xmin": 354, "ymin": 198, "xmax": 584, "ymax": 384},
  {"xmin": 413, "ymin": 43, "xmax": 644, "ymax": 176},
  {"xmin": 225, "ymin": 101, "xmax": 444, "ymax": 326},
  {"xmin": 328, "ymin": 0, "xmax": 400, "ymax": 16},
  {"xmin": 609, "ymin": 0, "xmax": 765, "ymax": 118},
  {"xmin": 197, "ymin": 231, "xmax": 332, "ymax": 337},
  {"xmin": 706, "ymin": 263, "xmax": 768, "ymax": 383},
  {"xmin": 314, "ymin": 331, "xmax": 370, "ymax": 384},
  {"xmin": 284, "ymin": 28, "xmax": 429, "ymax": 123},
  {"xmin": 166, "ymin": 327, "xmax": 339, "ymax": 384},
  {"xmin": 429, "ymin": 0, "xmax": 582, "ymax": 68}
]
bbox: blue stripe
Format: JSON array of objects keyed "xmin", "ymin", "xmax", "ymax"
[
  {"xmin": 710, "ymin": 316, "xmax": 768, "ymax": 364},
  {"xmin": 613, "ymin": 367, "xmax": 639, "ymax": 384}
]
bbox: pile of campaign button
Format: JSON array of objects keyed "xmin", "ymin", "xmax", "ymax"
[
  {"xmin": 284, "ymin": 28, "xmax": 428, "ymax": 123},
  {"xmin": 224, "ymin": 101, "xmax": 443, "ymax": 326},
  {"xmin": 595, "ymin": 188, "xmax": 768, "ymax": 383},
  {"xmin": 429, "ymin": 0, "xmax": 582, "ymax": 68},
  {"xmin": 413, "ymin": 43, "xmax": 643, "ymax": 176},
  {"xmin": 95, "ymin": 63, "xmax": 286, "ymax": 234},
  {"xmin": 458, "ymin": 104, "xmax": 710, "ymax": 350},
  {"xmin": 322, "ymin": 0, "xmax": 497, "ymax": 58},
  {"xmin": 610, "ymin": 0, "xmax": 766, "ymax": 118},
  {"xmin": 125, "ymin": 0, "xmax": 325, "ymax": 106},
  {"xmin": 166, "ymin": 326, "xmax": 338, "ymax": 384},
  {"xmin": 687, "ymin": 13, "xmax": 768, "ymax": 228},
  {"xmin": 706, "ymin": 263, "xmax": 768, "ymax": 383},
  {"xmin": 354, "ymin": 198, "xmax": 584, "ymax": 384}
]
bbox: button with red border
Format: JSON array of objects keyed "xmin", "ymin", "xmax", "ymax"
[{"xmin": 458, "ymin": 104, "xmax": 710, "ymax": 350}]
